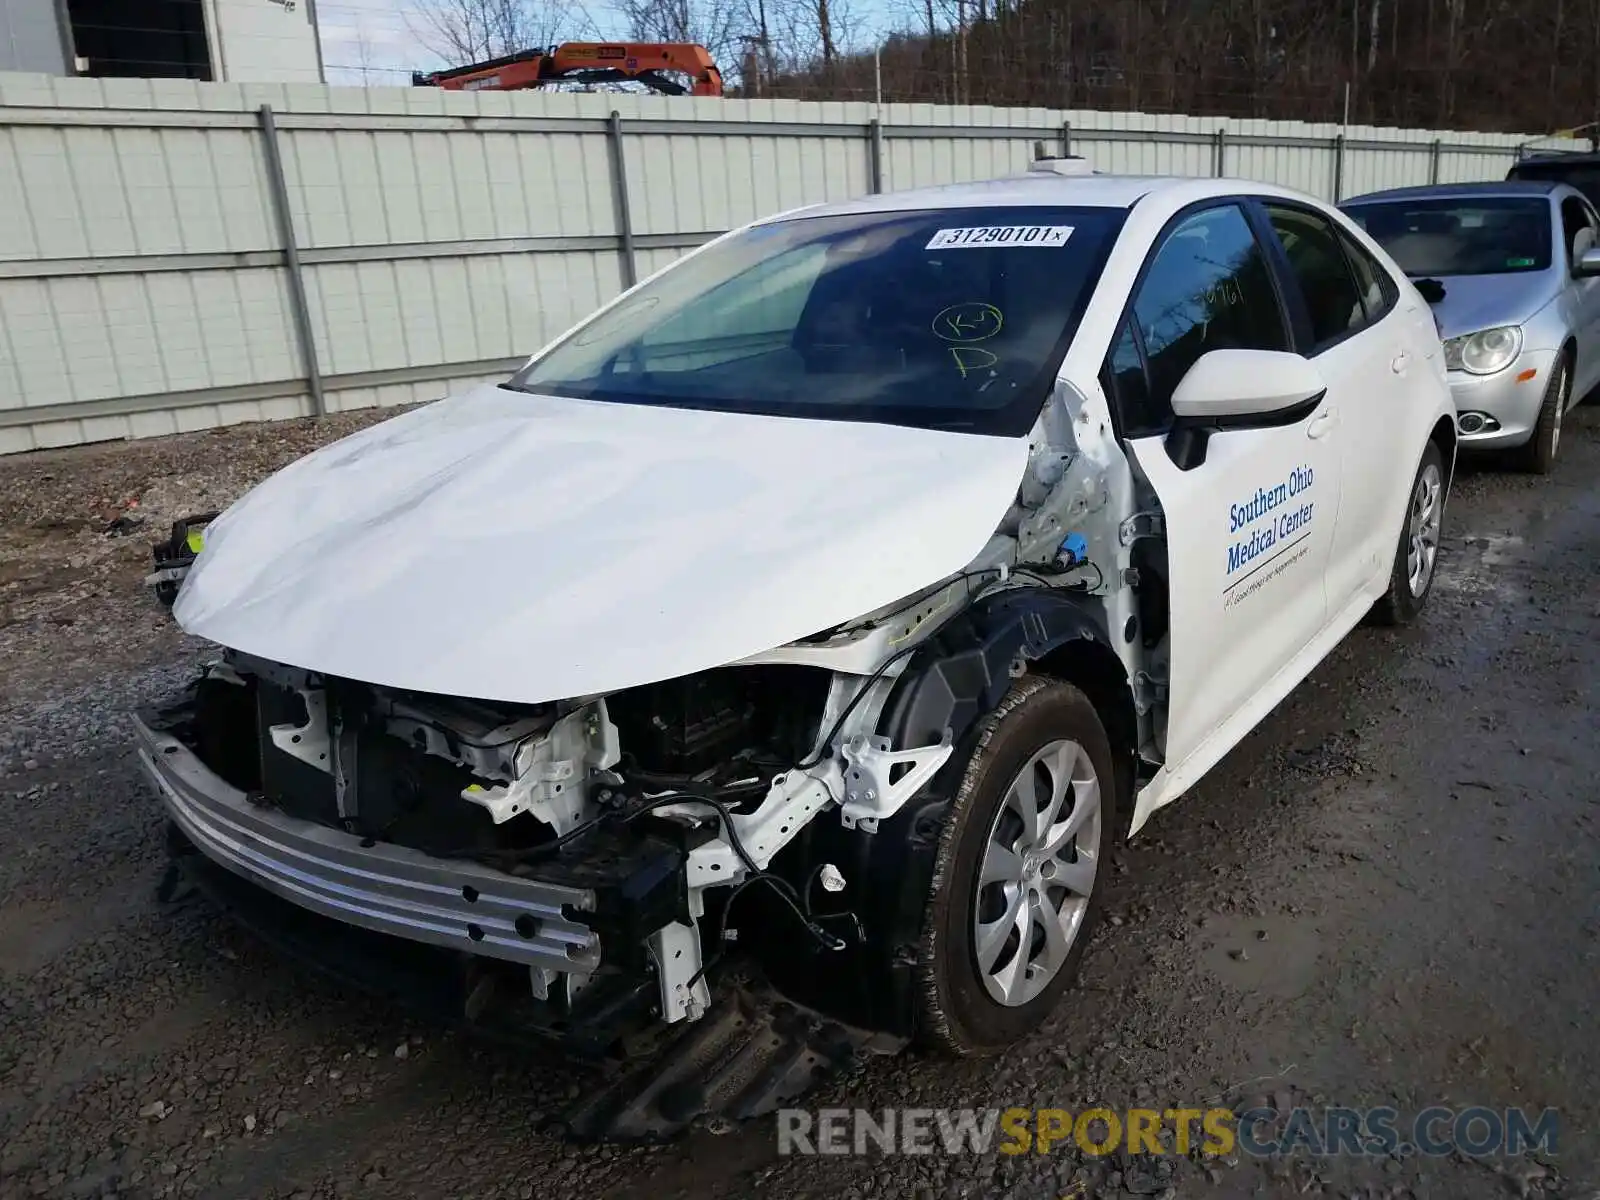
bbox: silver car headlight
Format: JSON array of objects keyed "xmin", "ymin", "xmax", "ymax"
[{"xmin": 1443, "ymin": 325, "xmax": 1523, "ymax": 375}]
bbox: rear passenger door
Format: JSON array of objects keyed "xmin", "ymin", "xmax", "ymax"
[
  {"xmin": 1258, "ymin": 202, "xmax": 1411, "ymax": 614},
  {"xmin": 1108, "ymin": 201, "xmax": 1342, "ymax": 778}
]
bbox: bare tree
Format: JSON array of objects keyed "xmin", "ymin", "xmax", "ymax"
[
  {"xmin": 350, "ymin": 20, "xmax": 381, "ymax": 85},
  {"xmin": 930, "ymin": 0, "xmax": 969, "ymax": 103},
  {"xmin": 825, "ymin": 0, "xmax": 863, "ymax": 58},
  {"xmin": 734, "ymin": 0, "xmax": 807, "ymax": 88},
  {"xmin": 1549, "ymin": 0, "xmax": 1565, "ymax": 117},
  {"xmin": 410, "ymin": 0, "xmax": 593, "ymax": 63},
  {"xmin": 760, "ymin": 0, "xmax": 1589, "ymax": 133},
  {"xmin": 616, "ymin": 0, "xmax": 743, "ymax": 63},
  {"xmin": 748, "ymin": 0, "xmax": 775, "ymax": 83}
]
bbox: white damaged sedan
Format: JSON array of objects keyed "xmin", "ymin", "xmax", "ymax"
[{"xmin": 137, "ymin": 162, "xmax": 1456, "ymax": 1137}]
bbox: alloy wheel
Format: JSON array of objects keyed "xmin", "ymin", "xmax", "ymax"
[
  {"xmin": 1407, "ymin": 461, "xmax": 1443, "ymax": 597},
  {"xmin": 973, "ymin": 738, "xmax": 1102, "ymax": 1007}
]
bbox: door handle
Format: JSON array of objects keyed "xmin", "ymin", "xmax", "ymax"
[
  {"xmin": 1307, "ymin": 409, "xmax": 1337, "ymax": 440},
  {"xmin": 1391, "ymin": 350, "xmax": 1411, "ymax": 374}
]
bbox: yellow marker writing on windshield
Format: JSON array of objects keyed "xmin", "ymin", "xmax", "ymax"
[
  {"xmin": 949, "ymin": 346, "xmax": 999, "ymax": 378},
  {"xmin": 933, "ymin": 302, "xmax": 1004, "ymax": 343}
]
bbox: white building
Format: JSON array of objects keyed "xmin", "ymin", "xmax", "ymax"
[{"xmin": 0, "ymin": 0, "xmax": 325, "ymax": 84}]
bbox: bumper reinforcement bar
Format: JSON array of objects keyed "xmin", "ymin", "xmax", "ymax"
[{"xmin": 133, "ymin": 713, "xmax": 600, "ymax": 974}]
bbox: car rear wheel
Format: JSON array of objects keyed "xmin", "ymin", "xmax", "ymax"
[
  {"xmin": 914, "ymin": 676, "xmax": 1118, "ymax": 1056},
  {"xmin": 1369, "ymin": 440, "xmax": 1446, "ymax": 627},
  {"xmin": 1515, "ymin": 355, "xmax": 1570, "ymax": 475}
]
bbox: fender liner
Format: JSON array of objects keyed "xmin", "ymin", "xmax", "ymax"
[
  {"xmin": 880, "ymin": 587, "xmax": 1115, "ymax": 753},
  {"xmin": 763, "ymin": 587, "xmax": 1120, "ymax": 1037}
]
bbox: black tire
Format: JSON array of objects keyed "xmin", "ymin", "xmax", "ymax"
[
  {"xmin": 914, "ymin": 675, "xmax": 1119, "ymax": 1056},
  {"xmin": 1513, "ymin": 354, "xmax": 1570, "ymax": 475},
  {"xmin": 1369, "ymin": 439, "xmax": 1447, "ymax": 627}
]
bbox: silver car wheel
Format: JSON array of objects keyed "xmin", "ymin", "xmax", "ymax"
[
  {"xmin": 1407, "ymin": 461, "xmax": 1443, "ymax": 598},
  {"xmin": 973, "ymin": 738, "xmax": 1102, "ymax": 1007}
]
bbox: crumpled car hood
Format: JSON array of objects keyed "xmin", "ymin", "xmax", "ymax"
[{"xmin": 175, "ymin": 385, "xmax": 1031, "ymax": 703}]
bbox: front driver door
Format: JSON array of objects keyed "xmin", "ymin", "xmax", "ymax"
[
  {"xmin": 1565, "ymin": 195, "xmax": 1600, "ymax": 397},
  {"xmin": 1109, "ymin": 201, "xmax": 1342, "ymax": 777}
]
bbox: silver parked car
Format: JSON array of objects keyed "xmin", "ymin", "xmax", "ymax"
[{"xmin": 1342, "ymin": 181, "xmax": 1600, "ymax": 472}]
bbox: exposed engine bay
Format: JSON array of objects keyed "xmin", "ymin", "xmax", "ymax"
[
  {"xmin": 157, "ymin": 638, "xmax": 961, "ymax": 1029},
  {"xmin": 200, "ymin": 656, "xmax": 835, "ymax": 852},
  {"xmin": 138, "ymin": 376, "xmax": 1176, "ymax": 1138}
]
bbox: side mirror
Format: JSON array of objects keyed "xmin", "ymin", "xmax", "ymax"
[
  {"xmin": 1574, "ymin": 246, "xmax": 1600, "ymax": 278},
  {"xmin": 1165, "ymin": 349, "xmax": 1328, "ymax": 471}
]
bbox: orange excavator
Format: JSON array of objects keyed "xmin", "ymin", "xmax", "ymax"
[{"xmin": 413, "ymin": 43, "xmax": 724, "ymax": 97}]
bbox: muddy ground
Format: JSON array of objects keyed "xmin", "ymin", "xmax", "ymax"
[{"xmin": 1, "ymin": 408, "xmax": 1596, "ymax": 1200}]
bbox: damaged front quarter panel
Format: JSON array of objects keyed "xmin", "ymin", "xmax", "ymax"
[{"xmin": 136, "ymin": 359, "xmax": 1161, "ymax": 1143}]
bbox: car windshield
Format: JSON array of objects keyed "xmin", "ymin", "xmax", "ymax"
[
  {"xmin": 1343, "ymin": 197, "xmax": 1552, "ymax": 276},
  {"xmin": 506, "ymin": 205, "xmax": 1125, "ymax": 435}
]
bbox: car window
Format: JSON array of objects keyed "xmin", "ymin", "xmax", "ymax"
[
  {"xmin": 511, "ymin": 205, "xmax": 1126, "ymax": 437},
  {"xmin": 1344, "ymin": 197, "xmax": 1552, "ymax": 275},
  {"xmin": 1560, "ymin": 196, "xmax": 1596, "ymax": 264},
  {"xmin": 1105, "ymin": 321, "xmax": 1155, "ymax": 434},
  {"xmin": 1264, "ymin": 204, "xmax": 1366, "ymax": 348},
  {"xmin": 1126, "ymin": 203, "xmax": 1289, "ymax": 431},
  {"xmin": 1335, "ymin": 228, "xmax": 1399, "ymax": 320}
]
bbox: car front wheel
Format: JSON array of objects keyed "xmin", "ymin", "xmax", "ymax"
[
  {"xmin": 1515, "ymin": 354, "xmax": 1570, "ymax": 475},
  {"xmin": 914, "ymin": 675, "xmax": 1118, "ymax": 1055},
  {"xmin": 1369, "ymin": 440, "xmax": 1446, "ymax": 626}
]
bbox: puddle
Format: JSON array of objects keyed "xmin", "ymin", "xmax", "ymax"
[{"xmin": 1433, "ymin": 535, "xmax": 1526, "ymax": 604}]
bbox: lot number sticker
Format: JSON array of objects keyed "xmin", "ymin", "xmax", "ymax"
[{"xmin": 925, "ymin": 225, "xmax": 1074, "ymax": 249}]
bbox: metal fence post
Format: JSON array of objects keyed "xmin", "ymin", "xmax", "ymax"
[
  {"xmin": 257, "ymin": 104, "xmax": 325, "ymax": 419},
  {"xmin": 1429, "ymin": 138, "xmax": 1442, "ymax": 185},
  {"xmin": 1331, "ymin": 133, "xmax": 1346, "ymax": 202},
  {"xmin": 1213, "ymin": 126, "xmax": 1227, "ymax": 177},
  {"xmin": 868, "ymin": 119, "xmax": 884, "ymax": 193},
  {"xmin": 1060, "ymin": 121, "xmax": 1072, "ymax": 157},
  {"xmin": 606, "ymin": 111, "xmax": 638, "ymax": 289}
]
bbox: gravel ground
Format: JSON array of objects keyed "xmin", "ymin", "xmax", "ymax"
[
  {"xmin": 0, "ymin": 410, "xmax": 409, "ymax": 706},
  {"xmin": 1, "ymin": 407, "xmax": 1597, "ymax": 1200}
]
